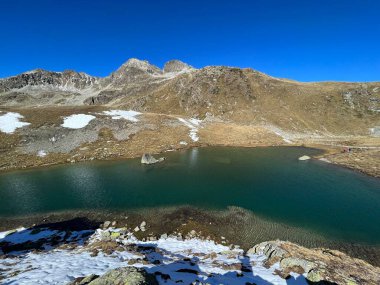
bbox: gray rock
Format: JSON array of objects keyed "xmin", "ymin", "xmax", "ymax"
[
  {"xmin": 141, "ymin": 154, "xmax": 165, "ymax": 165},
  {"xmin": 247, "ymin": 241, "xmax": 288, "ymax": 259},
  {"xmin": 67, "ymin": 267, "xmax": 158, "ymax": 285},
  {"xmin": 280, "ymin": 257, "xmax": 316, "ymax": 272},
  {"xmin": 67, "ymin": 274, "xmax": 99, "ymax": 285},
  {"xmin": 298, "ymin": 155, "xmax": 311, "ymax": 161}
]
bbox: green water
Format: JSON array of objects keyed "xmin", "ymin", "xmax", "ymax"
[{"xmin": 0, "ymin": 147, "xmax": 379, "ymax": 244}]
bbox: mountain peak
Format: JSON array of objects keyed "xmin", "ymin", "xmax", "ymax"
[
  {"xmin": 120, "ymin": 58, "xmax": 161, "ymax": 74},
  {"xmin": 163, "ymin": 60, "xmax": 194, "ymax": 73}
]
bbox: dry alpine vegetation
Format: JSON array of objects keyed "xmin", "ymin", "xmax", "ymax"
[
  {"xmin": 1, "ymin": 59, "xmax": 380, "ymax": 284},
  {"xmin": 0, "ymin": 58, "xmax": 379, "ymax": 176}
]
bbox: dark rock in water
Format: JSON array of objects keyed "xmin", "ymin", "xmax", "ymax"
[
  {"xmin": 67, "ymin": 267, "xmax": 158, "ymax": 285},
  {"xmin": 141, "ymin": 153, "xmax": 165, "ymax": 165}
]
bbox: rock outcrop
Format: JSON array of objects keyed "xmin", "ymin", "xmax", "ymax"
[
  {"xmin": 298, "ymin": 155, "xmax": 311, "ymax": 161},
  {"xmin": 141, "ymin": 153, "xmax": 165, "ymax": 165},
  {"xmin": 248, "ymin": 240, "xmax": 380, "ymax": 284},
  {"xmin": 67, "ymin": 267, "xmax": 158, "ymax": 285}
]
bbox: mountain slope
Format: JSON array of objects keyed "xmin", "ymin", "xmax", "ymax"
[{"xmin": 0, "ymin": 58, "xmax": 379, "ymax": 135}]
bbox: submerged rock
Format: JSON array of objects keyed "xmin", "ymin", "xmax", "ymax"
[
  {"xmin": 298, "ymin": 155, "xmax": 311, "ymax": 161},
  {"xmin": 67, "ymin": 267, "xmax": 158, "ymax": 285},
  {"xmin": 141, "ymin": 154, "xmax": 165, "ymax": 165}
]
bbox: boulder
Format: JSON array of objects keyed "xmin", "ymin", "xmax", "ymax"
[
  {"xmin": 298, "ymin": 155, "xmax": 311, "ymax": 161},
  {"xmin": 141, "ymin": 154, "xmax": 165, "ymax": 165},
  {"xmin": 67, "ymin": 267, "xmax": 158, "ymax": 285}
]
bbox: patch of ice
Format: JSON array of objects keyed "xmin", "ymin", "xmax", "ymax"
[
  {"xmin": 61, "ymin": 114, "xmax": 96, "ymax": 129},
  {"xmin": 103, "ymin": 110, "xmax": 142, "ymax": 122},
  {"xmin": 179, "ymin": 141, "xmax": 188, "ymax": 145},
  {"xmin": 178, "ymin": 118, "xmax": 202, "ymax": 142},
  {"xmin": 0, "ymin": 112, "xmax": 30, "ymax": 133}
]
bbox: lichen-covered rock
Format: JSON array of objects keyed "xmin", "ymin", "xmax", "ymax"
[
  {"xmin": 247, "ymin": 240, "xmax": 288, "ymax": 260},
  {"xmin": 247, "ymin": 241, "xmax": 380, "ymax": 285},
  {"xmin": 67, "ymin": 267, "xmax": 158, "ymax": 285}
]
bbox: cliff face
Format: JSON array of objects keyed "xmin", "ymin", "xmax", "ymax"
[{"xmin": 1, "ymin": 58, "xmax": 379, "ymax": 135}]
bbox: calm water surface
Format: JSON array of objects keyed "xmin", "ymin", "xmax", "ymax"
[{"xmin": 0, "ymin": 147, "xmax": 379, "ymax": 244}]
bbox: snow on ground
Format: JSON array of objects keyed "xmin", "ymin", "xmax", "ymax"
[
  {"xmin": 37, "ymin": 150, "xmax": 47, "ymax": 157},
  {"xmin": 103, "ymin": 110, "xmax": 142, "ymax": 122},
  {"xmin": 61, "ymin": 114, "xmax": 96, "ymax": 129},
  {"xmin": 178, "ymin": 118, "xmax": 202, "ymax": 142},
  {"xmin": 0, "ymin": 227, "xmax": 26, "ymax": 239},
  {"xmin": 0, "ymin": 227, "xmax": 307, "ymax": 285},
  {"xmin": 0, "ymin": 112, "xmax": 30, "ymax": 133},
  {"xmin": 0, "ymin": 228, "xmax": 60, "ymax": 244}
]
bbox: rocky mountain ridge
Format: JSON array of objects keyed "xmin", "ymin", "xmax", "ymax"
[{"xmin": 0, "ymin": 58, "xmax": 379, "ymax": 135}]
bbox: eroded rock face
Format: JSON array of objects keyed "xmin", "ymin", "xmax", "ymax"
[
  {"xmin": 248, "ymin": 240, "xmax": 380, "ymax": 285},
  {"xmin": 67, "ymin": 267, "xmax": 158, "ymax": 285},
  {"xmin": 0, "ymin": 69, "xmax": 99, "ymax": 93}
]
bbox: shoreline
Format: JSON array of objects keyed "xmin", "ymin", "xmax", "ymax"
[
  {"xmin": 1, "ymin": 206, "xmax": 379, "ymax": 267},
  {"xmin": 2, "ymin": 222, "xmax": 379, "ymax": 284},
  {"xmin": 1, "ymin": 142, "xmax": 379, "ymax": 180},
  {"xmin": 1, "ymin": 106, "xmax": 379, "ymax": 177}
]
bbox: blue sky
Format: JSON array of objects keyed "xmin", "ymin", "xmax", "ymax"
[{"xmin": 0, "ymin": 0, "xmax": 379, "ymax": 81}]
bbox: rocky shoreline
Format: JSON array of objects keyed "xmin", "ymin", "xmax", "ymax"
[
  {"xmin": 1, "ymin": 106, "xmax": 379, "ymax": 179},
  {"xmin": 1, "ymin": 219, "xmax": 379, "ymax": 284},
  {"xmin": 1, "ymin": 206, "xmax": 379, "ymax": 268}
]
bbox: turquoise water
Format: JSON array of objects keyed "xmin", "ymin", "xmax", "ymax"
[{"xmin": 0, "ymin": 147, "xmax": 379, "ymax": 244}]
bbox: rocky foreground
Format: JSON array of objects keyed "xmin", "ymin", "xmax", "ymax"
[{"xmin": 0, "ymin": 221, "xmax": 379, "ymax": 285}]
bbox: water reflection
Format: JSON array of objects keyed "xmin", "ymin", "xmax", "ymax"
[
  {"xmin": 62, "ymin": 165, "xmax": 107, "ymax": 208},
  {"xmin": 0, "ymin": 174, "xmax": 39, "ymax": 214},
  {"xmin": 188, "ymin": 147, "xmax": 199, "ymax": 167}
]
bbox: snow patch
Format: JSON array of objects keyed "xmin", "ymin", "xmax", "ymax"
[
  {"xmin": 0, "ymin": 228, "xmax": 59, "ymax": 245},
  {"xmin": 61, "ymin": 114, "xmax": 96, "ymax": 129},
  {"xmin": 178, "ymin": 118, "xmax": 202, "ymax": 142},
  {"xmin": 37, "ymin": 150, "xmax": 47, "ymax": 157},
  {"xmin": 0, "ymin": 228, "xmax": 307, "ymax": 285},
  {"xmin": 103, "ymin": 110, "xmax": 142, "ymax": 122},
  {"xmin": 0, "ymin": 112, "xmax": 30, "ymax": 133}
]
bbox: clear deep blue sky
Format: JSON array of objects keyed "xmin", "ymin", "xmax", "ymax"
[{"xmin": 1, "ymin": 0, "xmax": 379, "ymax": 81}]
